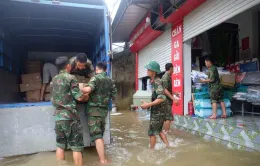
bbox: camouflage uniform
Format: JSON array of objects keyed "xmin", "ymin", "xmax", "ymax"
[
  {"xmin": 86, "ymin": 72, "xmax": 117, "ymax": 142},
  {"xmin": 208, "ymin": 65, "xmax": 224, "ymax": 103},
  {"xmin": 161, "ymin": 72, "xmax": 173, "ymax": 121},
  {"xmin": 51, "ymin": 70, "xmax": 84, "ymax": 152},
  {"xmin": 69, "ymin": 56, "xmax": 95, "ymax": 78},
  {"xmin": 149, "ymin": 77, "xmax": 167, "ymax": 136}
]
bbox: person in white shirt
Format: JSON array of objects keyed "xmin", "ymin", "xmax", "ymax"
[{"xmin": 40, "ymin": 63, "xmax": 58, "ymax": 101}]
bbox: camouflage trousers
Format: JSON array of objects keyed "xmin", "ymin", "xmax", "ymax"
[
  {"xmin": 148, "ymin": 106, "xmax": 165, "ymax": 136},
  {"xmin": 55, "ymin": 120, "xmax": 84, "ymax": 152},
  {"xmin": 209, "ymin": 87, "xmax": 224, "ymax": 103},
  {"xmin": 87, "ymin": 107, "xmax": 107, "ymax": 142},
  {"xmin": 163, "ymin": 99, "xmax": 173, "ymax": 121}
]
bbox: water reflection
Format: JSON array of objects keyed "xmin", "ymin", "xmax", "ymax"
[{"xmin": 1, "ymin": 110, "xmax": 260, "ymax": 166}]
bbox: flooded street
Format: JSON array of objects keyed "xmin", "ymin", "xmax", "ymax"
[{"xmin": 1, "ymin": 110, "xmax": 260, "ymax": 166}]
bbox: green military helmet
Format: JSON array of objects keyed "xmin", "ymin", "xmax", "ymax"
[{"xmin": 145, "ymin": 61, "xmax": 161, "ymax": 73}]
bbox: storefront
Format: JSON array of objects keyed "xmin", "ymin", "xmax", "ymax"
[
  {"xmin": 136, "ymin": 28, "xmax": 172, "ymax": 90},
  {"xmin": 112, "ymin": 0, "xmax": 260, "ymax": 151},
  {"xmin": 182, "ymin": 0, "xmax": 260, "ymax": 115},
  {"xmin": 125, "ymin": 0, "xmax": 205, "ymax": 116}
]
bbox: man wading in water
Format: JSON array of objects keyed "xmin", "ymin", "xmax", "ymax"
[
  {"xmin": 51, "ymin": 56, "xmax": 88, "ymax": 166},
  {"xmin": 80, "ymin": 62, "xmax": 117, "ymax": 163},
  {"xmin": 141, "ymin": 61, "xmax": 170, "ymax": 149},
  {"xmin": 161, "ymin": 63, "xmax": 179, "ymax": 133}
]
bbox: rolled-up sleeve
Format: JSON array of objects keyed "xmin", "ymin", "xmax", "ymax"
[
  {"xmin": 70, "ymin": 77, "xmax": 83, "ymax": 100},
  {"xmin": 87, "ymin": 76, "xmax": 96, "ymax": 91}
]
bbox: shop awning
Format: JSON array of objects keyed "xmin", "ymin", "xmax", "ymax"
[{"xmin": 112, "ymin": 0, "xmax": 158, "ymax": 43}]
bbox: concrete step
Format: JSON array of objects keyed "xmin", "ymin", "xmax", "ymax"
[{"xmin": 173, "ymin": 115, "xmax": 260, "ymax": 151}]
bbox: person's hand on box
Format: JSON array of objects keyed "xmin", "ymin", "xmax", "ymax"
[
  {"xmin": 141, "ymin": 100, "xmax": 151, "ymax": 109},
  {"xmin": 81, "ymin": 93, "xmax": 89, "ymax": 102},
  {"xmin": 79, "ymin": 83, "xmax": 84, "ymax": 90}
]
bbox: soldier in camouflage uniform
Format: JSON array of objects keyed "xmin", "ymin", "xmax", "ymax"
[
  {"xmin": 141, "ymin": 61, "xmax": 169, "ymax": 149},
  {"xmin": 161, "ymin": 63, "xmax": 179, "ymax": 133},
  {"xmin": 69, "ymin": 53, "xmax": 95, "ymax": 79},
  {"xmin": 51, "ymin": 56, "xmax": 88, "ymax": 166},
  {"xmin": 201, "ymin": 56, "xmax": 227, "ymax": 119},
  {"xmin": 81, "ymin": 62, "xmax": 117, "ymax": 164}
]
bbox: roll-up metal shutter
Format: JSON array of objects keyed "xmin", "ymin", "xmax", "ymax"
[
  {"xmin": 183, "ymin": 0, "xmax": 260, "ymax": 41},
  {"xmin": 138, "ymin": 28, "xmax": 171, "ymax": 78}
]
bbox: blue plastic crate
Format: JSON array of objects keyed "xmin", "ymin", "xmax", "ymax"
[{"xmin": 194, "ymin": 92, "xmax": 210, "ymax": 99}]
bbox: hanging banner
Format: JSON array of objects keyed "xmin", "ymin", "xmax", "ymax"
[{"xmin": 171, "ymin": 20, "xmax": 184, "ymax": 115}]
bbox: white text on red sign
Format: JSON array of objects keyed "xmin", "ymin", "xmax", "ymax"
[
  {"xmin": 172, "ymin": 25, "xmax": 182, "ymax": 37},
  {"xmin": 173, "ymin": 40, "xmax": 180, "ymax": 49},
  {"xmin": 173, "ymin": 50, "xmax": 180, "ymax": 61},
  {"xmin": 173, "ymin": 65, "xmax": 181, "ymax": 74},
  {"xmin": 173, "ymin": 79, "xmax": 181, "ymax": 87}
]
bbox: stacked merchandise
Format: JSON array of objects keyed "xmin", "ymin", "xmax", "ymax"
[
  {"xmin": 25, "ymin": 61, "xmax": 41, "ymax": 73},
  {"xmin": 20, "ymin": 61, "xmax": 42, "ymax": 102},
  {"xmin": 191, "ymin": 70, "xmax": 208, "ymax": 83},
  {"xmin": 44, "ymin": 85, "xmax": 51, "ymax": 101},
  {"xmin": 233, "ymin": 86, "xmax": 260, "ymax": 104},
  {"xmin": 20, "ymin": 72, "xmax": 42, "ymax": 102},
  {"xmin": 191, "ymin": 70, "xmax": 233, "ymax": 118},
  {"xmin": 194, "ymin": 99, "xmax": 232, "ymax": 118}
]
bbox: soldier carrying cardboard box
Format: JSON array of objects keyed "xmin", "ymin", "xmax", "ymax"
[{"xmin": 69, "ymin": 53, "xmax": 95, "ymax": 80}]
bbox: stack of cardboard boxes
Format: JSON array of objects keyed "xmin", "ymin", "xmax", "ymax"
[
  {"xmin": 20, "ymin": 73, "xmax": 42, "ymax": 102},
  {"xmin": 220, "ymin": 74, "xmax": 236, "ymax": 87},
  {"xmin": 20, "ymin": 61, "xmax": 42, "ymax": 102},
  {"xmin": 44, "ymin": 85, "xmax": 51, "ymax": 101}
]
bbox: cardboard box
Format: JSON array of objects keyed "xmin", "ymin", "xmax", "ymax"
[
  {"xmin": 133, "ymin": 90, "xmax": 152, "ymax": 107},
  {"xmin": 45, "ymin": 85, "xmax": 52, "ymax": 93},
  {"xmin": 26, "ymin": 90, "xmax": 41, "ymax": 102},
  {"xmin": 44, "ymin": 93, "xmax": 51, "ymax": 101},
  {"xmin": 20, "ymin": 83, "xmax": 42, "ymax": 92},
  {"xmin": 25, "ymin": 61, "xmax": 41, "ymax": 74},
  {"xmin": 75, "ymin": 75, "xmax": 90, "ymax": 83},
  {"xmin": 221, "ymin": 74, "xmax": 235, "ymax": 87},
  {"xmin": 79, "ymin": 83, "xmax": 87, "ymax": 90},
  {"xmin": 21, "ymin": 73, "xmax": 42, "ymax": 84}
]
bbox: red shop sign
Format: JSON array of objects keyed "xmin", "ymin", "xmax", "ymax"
[
  {"xmin": 129, "ymin": 12, "xmax": 163, "ymax": 52},
  {"xmin": 171, "ymin": 20, "xmax": 184, "ymax": 115}
]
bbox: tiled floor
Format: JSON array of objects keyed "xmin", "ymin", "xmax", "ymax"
[
  {"xmin": 200, "ymin": 115, "xmax": 260, "ymax": 131},
  {"xmin": 174, "ymin": 115, "xmax": 260, "ymax": 151}
]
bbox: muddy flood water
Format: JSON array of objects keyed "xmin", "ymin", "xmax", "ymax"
[{"xmin": 1, "ymin": 110, "xmax": 260, "ymax": 166}]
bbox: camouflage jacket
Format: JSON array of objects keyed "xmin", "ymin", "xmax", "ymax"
[
  {"xmin": 69, "ymin": 56, "xmax": 95, "ymax": 78},
  {"xmin": 51, "ymin": 70, "xmax": 83, "ymax": 121},
  {"xmin": 87, "ymin": 72, "xmax": 117, "ymax": 116},
  {"xmin": 161, "ymin": 72, "xmax": 172, "ymax": 102},
  {"xmin": 151, "ymin": 77, "xmax": 166, "ymax": 112},
  {"xmin": 208, "ymin": 65, "xmax": 221, "ymax": 90}
]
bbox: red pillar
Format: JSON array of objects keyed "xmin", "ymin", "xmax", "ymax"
[{"xmin": 135, "ymin": 52, "xmax": 138, "ymax": 91}]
